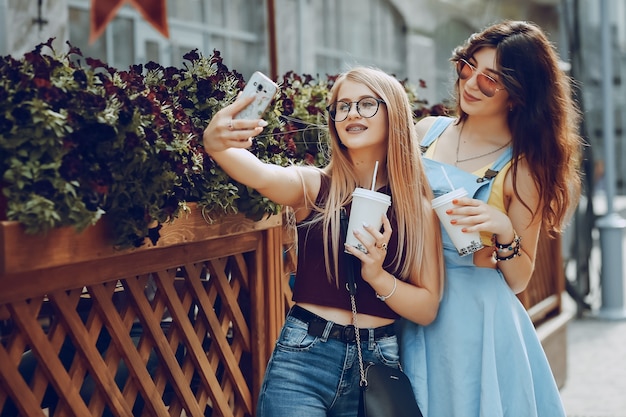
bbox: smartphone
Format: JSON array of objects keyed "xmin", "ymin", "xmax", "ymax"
[{"xmin": 234, "ymin": 71, "xmax": 278, "ymax": 120}]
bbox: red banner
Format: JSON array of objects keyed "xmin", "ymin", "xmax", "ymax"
[{"xmin": 90, "ymin": 0, "xmax": 169, "ymax": 44}]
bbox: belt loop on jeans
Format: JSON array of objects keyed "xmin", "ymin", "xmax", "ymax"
[
  {"xmin": 368, "ymin": 328, "xmax": 375, "ymax": 350},
  {"xmin": 320, "ymin": 320, "xmax": 333, "ymax": 342}
]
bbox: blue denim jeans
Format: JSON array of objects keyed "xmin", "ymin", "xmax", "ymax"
[{"xmin": 256, "ymin": 311, "xmax": 400, "ymax": 417}]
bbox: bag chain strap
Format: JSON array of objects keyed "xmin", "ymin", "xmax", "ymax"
[
  {"xmin": 350, "ymin": 293, "xmax": 367, "ymax": 387},
  {"xmin": 341, "ymin": 207, "xmax": 367, "ymax": 387}
]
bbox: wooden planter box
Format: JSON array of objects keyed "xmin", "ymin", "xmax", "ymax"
[{"xmin": 0, "ymin": 207, "xmax": 292, "ymax": 417}]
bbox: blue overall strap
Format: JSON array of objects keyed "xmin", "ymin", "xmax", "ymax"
[
  {"xmin": 420, "ymin": 117, "xmax": 455, "ymax": 149},
  {"xmin": 491, "ymin": 146, "xmax": 513, "ymax": 172},
  {"xmin": 475, "ymin": 146, "xmax": 513, "ymax": 184}
]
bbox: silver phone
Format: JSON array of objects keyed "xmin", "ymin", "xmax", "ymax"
[
  {"xmin": 234, "ymin": 71, "xmax": 278, "ymax": 120},
  {"xmin": 235, "ymin": 71, "xmax": 278, "ymax": 119}
]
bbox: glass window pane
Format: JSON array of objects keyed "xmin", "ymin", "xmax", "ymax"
[
  {"xmin": 230, "ymin": 0, "xmax": 255, "ymax": 30},
  {"xmin": 69, "ymin": 7, "xmax": 106, "ymax": 62},
  {"xmin": 111, "ymin": 18, "xmax": 135, "ymax": 69},
  {"xmin": 314, "ymin": 0, "xmax": 406, "ymax": 78},
  {"xmin": 208, "ymin": 0, "xmax": 226, "ymax": 26},
  {"xmin": 207, "ymin": 0, "xmax": 268, "ymax": 79},
  {"xmin": 167, "ymin": 0, "xmax": 203, "ymax": 22},
  {"xmin": 145, "ymin": 40, "xmax": 160, "ymax": 63}
]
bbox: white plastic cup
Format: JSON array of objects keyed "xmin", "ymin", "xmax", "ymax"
[
  {"xmin": 431, "ymin": 187, "xmax": 483, "ymax": 256},
  {"xmin": 345, "ymin": 188, "xmax": 392, "ymax": 253}
]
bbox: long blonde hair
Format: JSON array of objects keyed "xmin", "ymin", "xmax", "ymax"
[{"xmin": 316, "ymin": 67, "xmax": 442, "ymax": 289}]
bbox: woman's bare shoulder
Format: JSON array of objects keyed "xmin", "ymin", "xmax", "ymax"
[{"xmin": 415, "ymin": 116, "xmax": 440, "ymax": 139}]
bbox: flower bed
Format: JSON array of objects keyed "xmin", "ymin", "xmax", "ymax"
[{"xmin": 0, "ymin": 40, "xmax": 443, "ymax": 249}]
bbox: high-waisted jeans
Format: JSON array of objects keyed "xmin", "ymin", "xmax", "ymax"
[{"xmin": 256, "ymin": 308, "xmax": 400, "ymax": 417}]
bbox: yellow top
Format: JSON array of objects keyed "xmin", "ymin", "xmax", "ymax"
[{"xmin": 425, "ymin": 139, "xmax": 512, "ymax": 246}]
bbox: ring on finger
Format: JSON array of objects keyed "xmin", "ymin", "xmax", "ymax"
[
  {"xmin": 228, "ymin": 119, "xmax": 234, "ymax": 130},
  {"xmin": 377, "ymin": 242, "xmax": 388, "ymax": 251}
]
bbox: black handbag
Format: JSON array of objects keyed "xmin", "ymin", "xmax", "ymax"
[
  {"xmin": 340, "ymin": 210, "xmax": 423, "ymax": 417},
  {"xmin": 358, "ymin": 362, "xmax": 424, "ymax": 417}
]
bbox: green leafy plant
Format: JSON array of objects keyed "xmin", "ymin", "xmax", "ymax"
[{"xmin": 0, "ymin": 40, "xmax": 446, "ymax": 249}]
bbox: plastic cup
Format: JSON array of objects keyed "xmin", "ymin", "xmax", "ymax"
[
  {"xmin": 431, "ymin": 187, "xmax": 483, "ymax": 257},
  {"xmin": 345, "ymin": 188, "xmax": 392, "ymax": 253}
]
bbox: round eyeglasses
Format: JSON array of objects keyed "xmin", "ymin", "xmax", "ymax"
[
  {"xmin": 456, "ymin": 59, "xmax": 503, "ymax": 98},
  {"xmin": 326, "ymin": 97, "xmax": 386, "ymax": 122}
]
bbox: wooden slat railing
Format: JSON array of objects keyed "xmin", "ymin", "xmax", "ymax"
[{"xmin": 518, "ymin": 231, "xmax": 565, "ymax": 325}]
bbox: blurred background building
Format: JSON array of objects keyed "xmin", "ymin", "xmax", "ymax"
[
  {"xmin": 0, "ymin": 1, "xmax": 567, "ymax": 104},
  {"xmin": 1, "ymin": 0, "xmax": 624, "ymax": 191}
]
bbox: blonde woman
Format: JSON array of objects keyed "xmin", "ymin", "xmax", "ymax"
[{"xmin": 203, "ymin": 66, "xmax": 444, "ymax": 417}]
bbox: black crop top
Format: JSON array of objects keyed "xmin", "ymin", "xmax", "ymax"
[{"xmin": 291, "ymin": 174, "xmax": 401, "ymax": 319}]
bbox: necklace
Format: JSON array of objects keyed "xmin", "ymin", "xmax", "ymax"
[{"xmin": 455, "ymin": 126, "xmax": 511, "ymax": 166}]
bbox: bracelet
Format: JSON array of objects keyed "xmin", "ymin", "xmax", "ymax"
[
  {"xmin": 493, "ymin": 249, "xmax": 522, "ymax": 261},
  {"xmin": 492, "ymin": 232, "xmax": 522, "ymax": 262},
  {"xmin": 491, "ymin": 230, "xmax": 521, "ymax": 252},
  {"xmin": 376, "ymin": 276, "xmax": 397, "ymax": 301}
]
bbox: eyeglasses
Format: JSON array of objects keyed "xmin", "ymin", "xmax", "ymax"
[
  {"xmin": 326, "ymin": 97, "xmax": 386, "ymax": 122},
  {"xmin": 456, "ymin": 59, "xmax": 503, "ymax": 98}
]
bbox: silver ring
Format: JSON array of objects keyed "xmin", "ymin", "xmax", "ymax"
[{"xmin": 228, "ymin": 119, "xmax": 234, "ymax": 130}]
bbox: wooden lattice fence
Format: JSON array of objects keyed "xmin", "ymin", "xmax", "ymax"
[{"xmin": 0, "ymin": 209, "xmax": 288, "ymax": 417}]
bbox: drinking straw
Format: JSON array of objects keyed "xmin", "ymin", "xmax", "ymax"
[
  {"xmin": 371, "ymin": 161, "xmax": 379, "ymax": 191},
  {"xmin": 441, "ymin": 166, "xmax": 455, "ymax": 190}
]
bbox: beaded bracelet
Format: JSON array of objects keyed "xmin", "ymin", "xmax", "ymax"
[
  {"xmin": 492, "ymin": 231, "xmax": 521, "ymax": 252},
  {"xmin": 492, "ymin": 245, "xmax": 522, "ymax": 261},
  {"xmin": 491, "ymin": 231, "xmax": 522, "ymax": 262},
  {"xmin": 376, "ymin": 276, "xmax": 397, "ymax": 301}
]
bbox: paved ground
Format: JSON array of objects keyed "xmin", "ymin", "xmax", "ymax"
[
  {"xmin": 559, "ymin": 193, "xmax": 626, "ymax": 417},
  {"xmin": 560, "ymin": 298, "xmax": 626, "ymax": 417}
]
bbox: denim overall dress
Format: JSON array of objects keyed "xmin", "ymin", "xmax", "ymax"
[{"xmin": 399, "ymin": 117, "xmax": 566, "ymax": 417}]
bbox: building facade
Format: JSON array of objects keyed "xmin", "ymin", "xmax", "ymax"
[{"xmin": 0, "ymin": 0, "xmax": 564, "ymax": 104}]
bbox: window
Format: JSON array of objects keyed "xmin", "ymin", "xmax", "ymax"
[
  {"xmin": 314, "ymin": 0, "xmax": 406, "ymax": 78},
  {"xmin": 68, "ymin": 0, "xmax": 268, "ymax": 79}
]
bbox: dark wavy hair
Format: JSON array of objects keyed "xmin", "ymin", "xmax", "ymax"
[{"xmin": 451, "ymin": 20, "xmax": 583, "ymax": 235}]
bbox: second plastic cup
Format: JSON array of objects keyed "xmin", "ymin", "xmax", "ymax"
[
  {"xmin": 431, "ymin": 187, "xmax": 483, "ymax": 257},
  {"xmin": 345, "ymin": 188, "xmax": 392, "ymax": 253}
]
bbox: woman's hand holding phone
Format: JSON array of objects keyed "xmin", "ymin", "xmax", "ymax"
[
  {"xmin": 234, "ymin": 71, "xmax": 278, "ymax": 120},
  {"xmin": 203, "ymin": 71, "xmax": 276, "ymax": 154},
  {"xmin": 203, "ymin": 96, "xmax": 269, "ymax": 154}
]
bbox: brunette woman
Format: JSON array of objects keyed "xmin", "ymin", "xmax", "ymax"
[{"xmin": 400, "ymin": 20, "xmax": 582, "ymax": 417}]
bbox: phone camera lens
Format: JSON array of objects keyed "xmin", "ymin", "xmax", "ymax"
[{"xmin": 257, "ymin": 84, "xmax": 264, "ymax": 92}]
